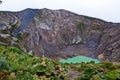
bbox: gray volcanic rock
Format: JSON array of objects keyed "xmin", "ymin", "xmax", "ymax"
[{"xmin": 0, "ymin": 8, "xmax": 120, "ymax": 62}]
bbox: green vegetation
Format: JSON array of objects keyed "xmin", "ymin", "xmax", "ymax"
[
  {"xmin": 0, "ymin": 35, "xmax": 12, "ymax": 45},
  {"xmin": 92, "ymin": 25, "xmax": 101, "ymax": 30},
  {"xmin": 92, "ymin": 22, "xmax": 103, "ymax": 30},
  {"xmin": 17, "ymin": 34, "xmax": 23, "ymax": 40},
  {"xmin": 36, "ymin": 14, "xmax": 43, "ymax": 21},
  {"xmin": 0, "ymin": 46, "xmax": 68, "ymax": 80},
  {"xmin": 9, "ymin": 21, "xmax": 19, "ymax": 33},
  {"xmin": 0, "ymin": 45, "xmax": 120, "ymax": 80},
  {"xmin": 65, "ymin": 62, "xmax": 120, "ymax": 80},
  {"xmin": 76, "ymin": 23, "xmax": 86, "ymax": 33},
  {"xmin": 0, "ymin": 12, "xmax": 2, "ymax": 16},
  {"xmin": 83, "ymin": 15, "xmax": 96, "ymax": 20},
  {"xmin": 17, "ymin": 33, "xmax": 29, "ymax": 40},
  {"xmin": 1, "ymin": 29, "xmax": 8, "ymax": 34},
  {"xmin": 0, "ymin": 21, "xmax": 18, "ymax": 35},
  {"xmin": 38, "ymin": 15, "xmax": 43, "ymax": 21}
]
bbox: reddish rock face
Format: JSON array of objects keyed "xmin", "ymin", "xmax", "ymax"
[{"xmin": 0, "ymin": 8, "xmax": 120, "ymax": 62}]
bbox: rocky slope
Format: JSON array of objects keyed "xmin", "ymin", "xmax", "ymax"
[{"xmin": 0, "ymin": 8, "xmax": 120, "ymax": 62}]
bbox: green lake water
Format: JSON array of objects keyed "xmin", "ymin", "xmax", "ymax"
[{"xmin": 59, "ymin": 56, "xmax": 100, "ymax": 64}]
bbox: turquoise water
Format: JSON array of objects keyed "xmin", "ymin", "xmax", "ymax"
[{"xmin": 59, "ymin": 56, "xmax": 100, "ymax": 64}]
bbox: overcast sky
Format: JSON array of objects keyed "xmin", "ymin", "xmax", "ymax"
[{"xmin": 0, "ymin": 0, "xmax": 120, "ymax": 23}]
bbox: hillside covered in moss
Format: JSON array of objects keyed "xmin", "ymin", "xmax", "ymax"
[{"xmin": 0, "ymin": 46, "xmax": 120, "ymax": 80}]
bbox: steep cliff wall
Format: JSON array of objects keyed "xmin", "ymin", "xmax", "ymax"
[{"xmin": 0, "ymin": 8, "xmax": 120, "ymax": 62}]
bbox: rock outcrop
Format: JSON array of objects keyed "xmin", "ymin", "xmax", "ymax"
[{"xmin": 0, "ymin": 8, "xmax": 120, "ymax": 62}]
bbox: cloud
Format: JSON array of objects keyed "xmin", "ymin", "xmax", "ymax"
[{"xmin": 0, "ymin": 0, "xmax": 120, "ymax": 22}]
